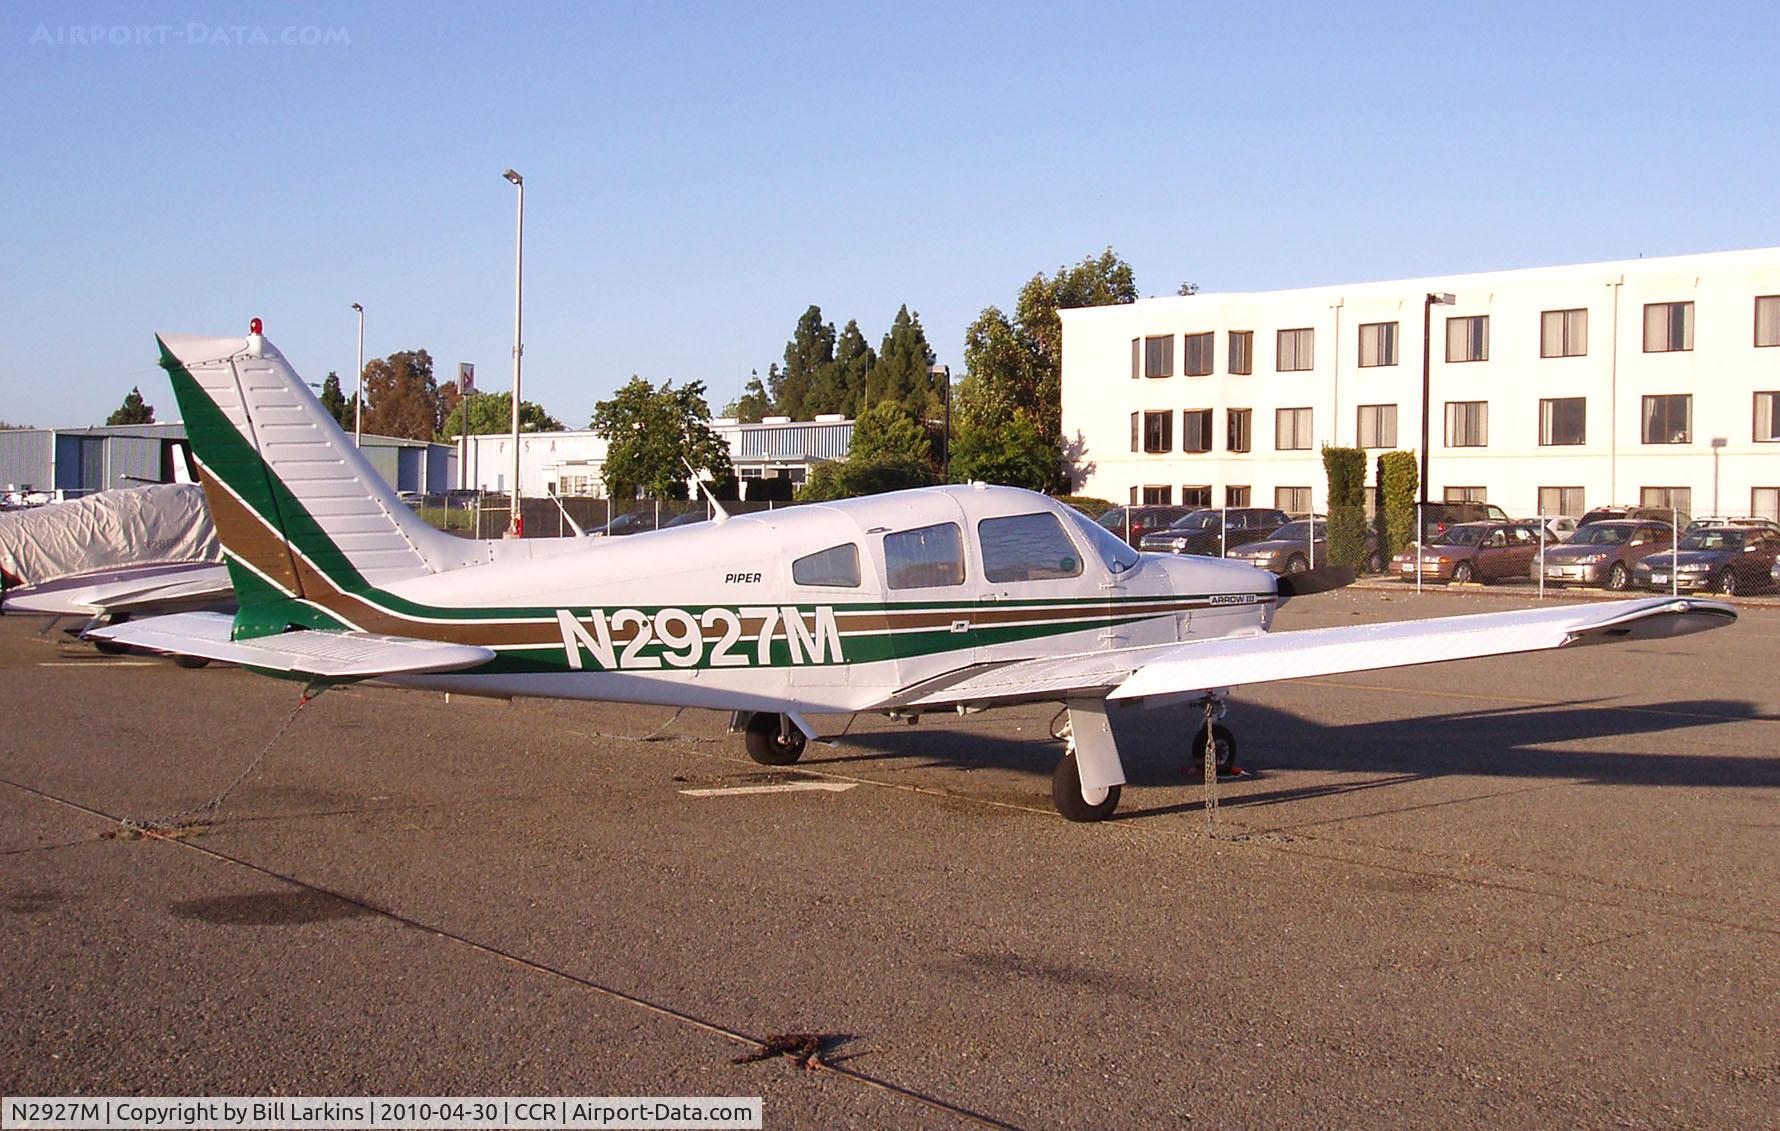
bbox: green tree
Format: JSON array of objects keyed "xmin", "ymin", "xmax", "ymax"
[
  {"xmin": 771, "ymin": 306, "xmax": 836, "ymax": 420},
  {"xmin": 318, "ymin": 371, "xmax": 351, "ymax": 429},
  {"xmin": 826, "ymin": 319, "xmax": 875, "ymax": 417},
  {"xmin": 949, "ymin": 414, "xmax": 1058, "ymax": 491},
  {"xmin": 959, "ymin": 248, "xmax": 1137, "ymax": 485},
  {"xmin": 723, "ymin": 370, "xmax": 773, "ymax": 423},
  {"xmin": 359, "ymin": 350, "xmax": 439, "ymax": 440},
  {"xmin": 439, "ymin": 391, "xmax": 563, "ymax": 439},
  {"xmin": 590, "ymin": 377, "xmax": 731, "ymax": 502},
  {"xmin": 797, "ymin": 456, "xmax": 935, "ymax": 502},
  {"xmin": 1378, "ymin": 450, "xmax": 1419, "ymax": 561},
  {"xmin": 849, "ymin": 401, "xmax": 932, "ymax": 465},
  {"xmin": 106, "ymin": 386, "xmax": 155, "ymax": 425},
  {"xmin": 1321, "ymin": 445, "xmax": 1368, "ymax": 568},
  {"xmin": 0, "ymin": 420, "xmax": 29, "ymax": 430},
  {"xmin": 868, "ymin": 305, "xmax": 940, "ymax": 421}
]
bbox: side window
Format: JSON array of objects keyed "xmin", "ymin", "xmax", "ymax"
[
  {"xmin": 884, "ymin": 523, "xmax": 965, "ymax": 589},
  {"xmin": 792, "ymin": 543, "xmax": 861, "ymax": 587},
  {"xmin": 978, "ymin": 513, "xmax": 1084, "ymax": 583}
]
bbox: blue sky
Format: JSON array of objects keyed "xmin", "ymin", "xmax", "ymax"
[{"xmin": 3, "ymin": 2, "xmax": 1776, "ymax": 428}]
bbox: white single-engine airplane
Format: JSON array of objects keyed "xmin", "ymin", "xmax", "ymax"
[{"xmin": 91, "ymin": 327, "xmax": 1737, "ymax": 821}]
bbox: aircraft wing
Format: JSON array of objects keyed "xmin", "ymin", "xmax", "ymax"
[
  {"xmin": 84, "ymin": 611, "xmax": 495, "ymax": 679},
  {"xmin": 877, "ymin": 597, "xmax": 1736, "ymax": 711},
  {"xmin": 1, "ymin": 564, "xmax": 234, "ymax": 616}
]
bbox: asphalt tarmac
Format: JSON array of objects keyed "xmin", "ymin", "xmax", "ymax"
[{"xmin": 3, "ymin": 589, "xmax": 1778, "ymax": 1128}]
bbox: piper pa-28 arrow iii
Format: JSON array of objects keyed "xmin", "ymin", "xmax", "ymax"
[{"xmin": 91, "ymin": 327, "xmax": 1737, "ymax": 821}]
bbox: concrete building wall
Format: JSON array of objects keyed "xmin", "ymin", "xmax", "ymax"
[{"xmin": 1060, "ymin": 247, "xmax": 1780, "ymax": 518}]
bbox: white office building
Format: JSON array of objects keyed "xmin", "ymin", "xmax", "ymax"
[{"xmin": 1060, "ymin": 247, "xmax": 1780, "ymax": 520}]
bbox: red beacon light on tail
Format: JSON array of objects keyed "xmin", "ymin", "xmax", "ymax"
[{"xmin": 249, "ymin": 317, "xmax": 263, "ymax": 335}]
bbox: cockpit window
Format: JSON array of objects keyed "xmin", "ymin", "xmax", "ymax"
[
  {"xmin": 884, "ymin": 523, "xmax": 965, "ymax": 589},
  {"xmin": 792, "ymin": 543, "xmax": 861, "ymax": 587},
  {"xmin": 978, "ymin": 513, "xmax": 1083, "ymax": 583},
  {"xmin": 1061, "ymin": 506, "xmax": 1139, "ymax": 574}
]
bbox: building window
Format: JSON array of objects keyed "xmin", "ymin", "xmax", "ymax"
[
  {"xmin": 1643, "ymin": 302, "xmax": 1694, "ymax": 352},
  {"xmin": 1275, "ymin": 486, "xmax": 1311, "ymax": 514},
  {"xmin": 1184, "ymin": 332, "xmax": 1214, "ymax": 376},
  {"xmin": 1444, "ymin": 401, "xmax": 1488, "ymax": 447},
  {"xmin": 1356, "ymin": 404, "xmax": 1397, "ymax": 449},
  {"xmin": 1142, "ymin": 485, "xmax": 1172, "ymax": 505},
  {"xmin": 1358, "ymin": 322, "xmax": 1397, "ymax": 367},
  {"xmin": 1129, "ymin": 412, "xmax": 1138, "ymax": 452},
  {"xmin": 1142, "ymin": 410, "xmax": 1173, "ymax": 453},
  {"xmin": 1445, "ymin": 315, "xmax": 1489, "ymax": 362},
  {"xmin": 1225, "ymin": 485, "xmax": 1250, "ymax": 507},
  {"xmin": 1227, "ymin": 408, "xmax": 1252, "ymax": 453},
  {"xmin": 1181, "ymin": 409, "xmax": 1213, "ymax": 453},
  {"xmin": 1758, "ymin": 296, "xmax": 1780, "ymax": 347},
  {"xmin": 1144, "ymin": 335, "xmax": 1174, "ymax": 377},
  {"xmin": 1276, "ymin": 328, "xmax": 1314, "ymax": 372},
  {"xmin": 1444, "ymin": 486, "xmax": 1488, "ymax": 503},
  {"xmin": 1755, "ymin": 391, "xmax": 1780, "ymax": 441},
  {"xmin": 1642, "ymin": 394, "xmax": 1691, "ymax": 444},
  {"xmin": 1130, "ymin": 338, "xmax": 1140, "ymax": 379},
  {"xmin": 1539, "ymin": 397, "xmax": 1586, "ymax": 446},
  {"xmin": 1538, "ymin": 486, "xmax": 1586, "ymax": 517},
  {"xmin": 1640, "ymin": 486, "xmax": 1692, "ymax": 515},
  {"xmin": 1540, "ymin": 309, "xmax": 1588, "ymax": 358},
  {"xmin": 1181, "ymin": 485, "xmax": 1212, "ymax": 508},
  {"xmin": 1228, "ymin": 331, "xmax": 1253, "ymax": 375},
  {"xmin": 1275, "ymin": 407, "xmax": 1313, "ymax": 450},
  {"xmin": 1753, "ymin": 487, "xmax": 1780, "ymax": 522}
]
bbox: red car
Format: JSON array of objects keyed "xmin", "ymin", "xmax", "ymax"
[{"xmin": 1391, "ymin": 521, "xmax": 1543, "ymax": 583}]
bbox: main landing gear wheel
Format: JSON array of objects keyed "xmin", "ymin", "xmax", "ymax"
[
  {"xmin": 743, "ymin": 712, "xmax": 806, "ymax": 766},
  {"xmin": 1191, "ymin": 723, "xmax": 1237, "ymax": 774},
  {"xmin": 1052, "ymin": 752, "xmax": 1120, "ymax": 822},
  {"xmin": 172, "ymin": 655, "xmax": 210, "ymax": 669}
]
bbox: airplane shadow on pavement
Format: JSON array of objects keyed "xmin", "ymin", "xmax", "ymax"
[{"xmin": 808, "ymin": 696, "xmax": 1780, "ymax": 817}]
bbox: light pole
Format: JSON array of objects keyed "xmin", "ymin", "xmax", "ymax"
[
  {"xmin": 1418, "ymin": 292, "xmax": 1455, "ymax": 505},
  {"xmin": 503, "ymin": 168, "xmax": 525, "ymax": 537},
  {"xmin": 351, "ymin": 302, "xmax": 364, "ymax": 447},
  {"xmin": 930, "ymin": 363, "xmax": 951, "ymax": 481}
]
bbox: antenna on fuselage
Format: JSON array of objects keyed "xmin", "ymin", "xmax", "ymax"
[{"xmin": 684, "ymin": 459, "xmax": 730, "ymax": 524}]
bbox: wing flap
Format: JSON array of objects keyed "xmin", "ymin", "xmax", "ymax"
[{"xmin": 86, "ymin": 611, "xmax": 495, "ymax": 678}]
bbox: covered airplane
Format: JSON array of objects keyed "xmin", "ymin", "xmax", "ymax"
[
  {"xmin": 91, "ymin": 327, "xmax": 1737, "ymax": 820},
  {"xmin": 0, "ymin": 482, "xmax": 231, "ymax": 621}
]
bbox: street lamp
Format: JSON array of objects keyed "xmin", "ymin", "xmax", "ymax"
[
  {"xmin": 930, "ymin": 363, "xmax": 951, "ymax": 481},
  {"xmin": 1419, "ymin": 292, "xmax": 1455, "ymax": 505},
  {"xmin": 502, "ymin": 168, "xmax": 524, "ymax": 537},
  {"xmin": 350, "ymin": 302, "xmax": 364, "ymax": 447}
]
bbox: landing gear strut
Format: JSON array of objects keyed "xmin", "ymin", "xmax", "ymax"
[
  {"xmin": 1190, "ymin": 695, "xmax": 1238, "ymax": 774},
  {"xmin": 742, "ymin": 712, "xmax": 806, "ymax": 766}
]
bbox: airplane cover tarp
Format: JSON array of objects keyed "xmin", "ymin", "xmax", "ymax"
[{"xmin": 0, "ymin": 484, "xmax": 220, "ymax": 588}]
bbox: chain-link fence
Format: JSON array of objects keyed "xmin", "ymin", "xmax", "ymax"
[{"xmin": 1092, "ymin": 502, "xmax": 1780, "ymax": 597}]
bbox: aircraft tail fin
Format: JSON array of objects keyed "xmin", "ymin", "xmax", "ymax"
[{"xmin": 156, "ymin": 327, "xmax": 483, "ymax": 637}]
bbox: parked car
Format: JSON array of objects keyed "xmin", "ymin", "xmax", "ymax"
[
  {"xmin": 1224, "ymin": 518, "xmax": 1384, "ymax": 574},
  {"xmin": 1533, "ymin": 520, "xmax": 1673, "ymax": 590},
  {"xmin": 1419, "ymin": 501, "xmax": 1512, "ymax": 539},
  {"xmin": 1516, "ymin": 515, "xmax": 1579, "ymax": 542},
  {"xmin": 661, "ymin": 509, "xmax": 712, "ymax": 528},
  {"xmin": 1391, "ymin": 521, "xmax": 1542, "ymax": 583},
  {"xmin": 1137, "ymin": 507, "xmax": 1291, "ymax": 556},
  {"xmin": 590, "ymin": 510, "xmax": 661, "ymax": 538},
  {"xmin": 1097, "ymin": 505, "xmax": 1193, "ymax": 548},
  {"xmin": 1578, "ymin": 504, "xmax": 1686, "ymax": 528},
  {"xmin": 1684, "ymin": 515, "xmax": 1780, "ymax": 536},
  {"xmin": 1631, "ymin": 526, "xmax": 1780, "ymax": 595}
]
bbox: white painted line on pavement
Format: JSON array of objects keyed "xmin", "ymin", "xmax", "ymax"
[{"xmin": 679, "ymin": 781, "xmax": 858, "ymax": 798}]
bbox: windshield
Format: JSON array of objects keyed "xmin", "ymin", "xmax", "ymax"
[
  {"xmin": 1169, "ymin": 512, "xmax": 1219, "ymax": 531},
  {"xmin": 1429, "ymin": 525, "xmax": 1485, "ymax": 546},
  {"xmin": 1064, "ymin": 506, "xmax": 1140, "ymax": 574},
  {"xmin": 1680, "ymin": 530, "xmax": 1743, "ymax": 551},
  {"xmin": 1270, "ymin": 521, "xmax": 1324, "ymax": 541},
  {"xmin": 1569, "ymin": 524, "xmax": 1631, "ymax": 546}
]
